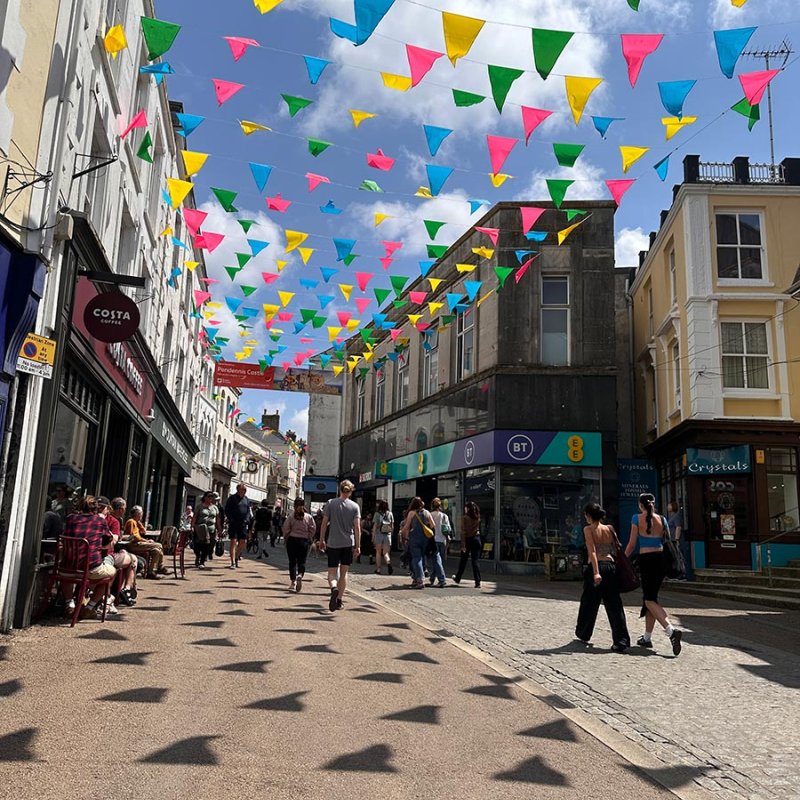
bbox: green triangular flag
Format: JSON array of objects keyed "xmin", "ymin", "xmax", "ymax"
[
  {"xmin": 241, "ymin": 285, "xmax": 257, "ymax": 297},
  {"xmin": 234, "ymin": 314, "xmax": 248, "ymax": 323},
  {"xmin": 308, "ymin": 138, "xmax": 332, "ymax": 157},
  {"xmin": 258, "ymin": 359, "xmax": 269, "ymax": 374},
  {"xmin": 390, "ymin": 275, "xmax": 409, "ymax": 297},
  {"xmin": 552, "ymin": 143, "xmax": 585, "ymax": 168},
  {"xmin": 136, "ymin": 131, "xmax": 153, "ymax": 163},
  {"xmin": 731, "ymin": 97, "xmax": 760, "ymax": 131},
  {"xmin": 359, "ymin": 180, "xmax": 383, "ymax": 192},
  {"xmin": 212, "ymin": 187, "xmax": 238, "ymax": 212},
  {"xmin": 427, "ymin": 244, "xmax": 448, "ymax": 259},
  {"xmin": 374, "ymin": 287, "xmax": 392, "ymax": 305},
  {"xmin": 488, "ymin": 65, "xmax": 524, "ymax": 113},
  {"xmin": 311, "ymin": 315, "xmax": 327, "ymax": 329},
  {"xmin": 224, "ymin": 266, "xmax": 241, "ymax": 281},
  {"xmin": 441, "ymin": 314, "xmax": 456, "ymax": 325},
  {"xmin": 141, "ymin": 17, "xmax": 181, "ymax": 61},
  {"xmin": 566, "ymin": 209, "xmax": 587, "ymax": 222},
  {"xmin": 359, "ymin": 328, "xmax": 374, "ymax": 343},
  {"xmin": 392, "ymin": 300, "xmax": 409, "ymax": 309},
  {"xmin": 627, "ymin": 0, "xmax": 640, "ymax": 9},
  {"xmin": 342, "ymin": 253, "xmax": 358, "ymax": 266},
  {"xmin": 546, "ymin": 179, "xmax": 573, "ymax": 209},
  {"xmin": 531, "ymin": 29, "xmax": 574, "ymax": 80},
  {"xmin": 281, "ymin": 94, "xmax": 313, "ymax": 117},
  {"xmin": 270, "ymin": 332, "xmax": 283, "ymax": 341},
  {"xmin": 358, "ymin": 367, "xmax": 370, "ymax": 379},
  {"xmin": 300, "ymin": 308, "xmax": 317, "ymax": 323},
  {"xmin": 452, "ymin": 89, "xmax": 485, "ymax": 107},
  {"xmin": 238, "ymin": 219, "xmax": 256, "ymax": 233},
  {"xmin": 495, "ymin": 267, "xmax": 514, "ymax": 288},
  {"xmin": 236, "ymin": 252, "xmax": 252, "ymax": 269},
  {"xmin": 424, "ymin": 220, "xmax": 447, "ymax": 240}
]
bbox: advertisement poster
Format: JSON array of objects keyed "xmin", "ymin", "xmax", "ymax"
[
  {"xmin": 213, "ymin": 360, "xmax": 342, "ymax": 395},
  {"xmin": 617, "ymin": 458, "xmax": 658, "ymax": 547}
]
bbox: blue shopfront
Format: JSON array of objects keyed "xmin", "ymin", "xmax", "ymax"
[{"xmin": 378, "ymin": 429, "xmax": 605, "ymax": 572}]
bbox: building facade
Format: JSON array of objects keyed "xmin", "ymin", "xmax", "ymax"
[
  {"xmin": 232, "ymin": 426, "xmax": 275, "ymax": 504},
  {"xmin": 630, "ymin": 155, "xmax": 800, "ymax": 571},
  {"xmin": 340, "ymin": 201, "xmax": 628, "ymax": 572},
  {"xmin": 211, "ymin": 385, "xmax": 240, "ymax": 502}
]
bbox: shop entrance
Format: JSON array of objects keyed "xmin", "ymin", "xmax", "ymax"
[{"xmin": 701, "ymin": 476, "xmax": 753, "ymax": 568}]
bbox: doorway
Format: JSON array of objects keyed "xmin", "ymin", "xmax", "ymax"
[{"xmin": 701, "ymin": 476, "xmax": 753, "ymax": 568}]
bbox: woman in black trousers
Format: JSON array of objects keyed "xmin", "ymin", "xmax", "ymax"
[
  {"xmin": 452, "ymin": 502, "xmax": 481, "ymax": 588},
  {"xmin": 575, "ymin": 503, "xmax": 630, "ymax": 652},
  {"xmin": 282, "ymin": 497, "xmax": 316, "ymax": 593}
]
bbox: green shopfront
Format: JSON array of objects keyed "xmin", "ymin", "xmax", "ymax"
[{"xmin": 378, "ymin": 429, "xmax": 604, "ymax": 572}]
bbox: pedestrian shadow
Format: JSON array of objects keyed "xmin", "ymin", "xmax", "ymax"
[
  {"xmin": 526, "ymin": 640, "xmax": 671, "ymax": 659},
  {"xmin": 214, "ymin": 660, "xmax": 272, "ymax": 673},
  {"xmin": 243, "ymin": 691, "xmax": 308, "ymax": 712},
  {"xmin": 295, "ymin": 644, "xmax": 339, "ymax": 654},
  {"xmin": 140, "ymin": 735, "xmax": 221, "ymax": 766},
  {"xmin": 396, "ymin": 652, "xmax": 439, "ymax": 664},
  {"xmin": 191, "ymin": 638, "xmax": 237, "ymax": 647},
  {"xmin": 0, "ymin": 679, "xmax": 23, "ymax": 697},
  {"xmin": 620, "ymin": 763, "xmax": 712, "ymax": 790},
  {"xmin": 98, "ymin": 687, "xmax": 168, "ymax": 704},
  {"xmin": 323, "ymin": 743, "xmax": 398, "ymax": 773},
  {"xmin": 739, "ymin": 663, "xmax": 800, "ymax": 690},
  {"xmin": 493, "ymin": 756, "xmax": 569, "ymax": 785},
  {"xmin": 354, "ymin": 672, "xmax": 406, "ymax": 684},
  {"xmin": 92, "ymin": 651, "xmax": 153, "ymax": 666},
  {"xmin": 182, "ymin": 620, "xmax": 225, "ymax": 629},
  {"xmin": 365, "ymin": 634, "xmax": 403, "ymax": 643},
  {"xmin": 381, "ymin": 705, "xmax": 441, "ymax": 725},
  {"xmin": 517, "ymin": 719, "xmax": 579, "ymax": 742},
  {"xmin": 0, "ymin": 728, "xmax": 37, "ymax": 761},
  {"xmin": 79, "ymin": 628, "xmax": 128, "ymax": 641}
]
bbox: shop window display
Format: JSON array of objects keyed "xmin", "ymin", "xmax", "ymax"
[{"xmin": 766, "ymin": 447, "xmax": 799, "ymax": 534}]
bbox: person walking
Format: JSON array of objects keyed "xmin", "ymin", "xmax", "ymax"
[
  {"xmin": 626, "ymin": 493, "xmax": 683, "ymax": 656},
  {"xmin": 667, "ymin": 500, "xmax": 691, "ymax": 580},
  {"xmin": 283, "ymin": 497, "xmax": 315, "ymax": 592},
  {"xmin": 575, "ymin": 503, "xmax": 630, "ymax": 652},
  {"xmin": 253, "ymin": 500, "xmax": 273, "ymax": 559},
  {"xmin": 372, "ymin": 499, "xmax": 394, "ymax": 575},
  {"xmin": 192, "ymin": 492, "xmax": 218, "ymax": 569},
  {"xmin": 399, "ymin": 497, "xmax": 437, "ymax": 590},
  {"xmin": 428, "ymin": 498, "xmax": 449, "ymax": 587},
  {"xmin": 452, "ymin": 502, "xmax": 482, "ymax": 588},
  {"xmin": 224, "ymin": 483, "xmax": 253, "ymax": 569},
  {"xmin": 319, "ymin": 480, "xmax": 361, "ymax": 612}
]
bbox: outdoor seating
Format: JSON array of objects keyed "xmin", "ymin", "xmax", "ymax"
[{"xmin": 172, "ymin": 530, "xmax": 189, "ymax": 579}]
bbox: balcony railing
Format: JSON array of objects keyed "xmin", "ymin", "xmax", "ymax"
[
  {"xmin": 697, "ymin": 161, "xmax": 735, "ymax": 183},
  {"xmin": 686, "ymin": 155, "xmax": 796, "ymax": 186},
  {"xmin": 749, "ymin": 162, "xmax": 786, "ymax": 184}
]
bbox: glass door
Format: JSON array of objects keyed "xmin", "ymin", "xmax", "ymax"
[{"xmin": 703, "ymin": 476, "xmax": 753, "ymax": 568}]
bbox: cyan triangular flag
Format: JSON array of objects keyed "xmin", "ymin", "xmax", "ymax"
[
  {"xmin": 329, "ymin": 0, "xmax": 397, "ymax": 46},
  {"xmin": 446, "ymin": 293, "xmax": 463, "ymax": 312},
  {"xmin": 319, "ymin": 294, "xmax": 335, "ymax": 308},
  {"xmin": 248, "ymin": 239, "xmax": 269, "ymax": 256},
  {"xmin": 333, "ymin": 238, "xmax": 356, "ymax": 261},
  {"xmin": 714, "ymin": 27, "xmax": 756, "ymax": 79},
  {"xmin": 468, "ymin": 198, "xmax": 491, "ymax": 214},
  {"xmin": 658, "ymin": 80, "xmax": 696, "ymax": 118},
  {"xmin": 654, "ymin": 155, "xmax": 670, "ymax": 182},
  {"xmin": 175, "ymin": 113, "xmax": 204, "ymax": 137},
  {"xmin": 426, "ymin": 164, "xmax": 454, "ymax": 197},
  {"xmin": 225, "ymin": 297, "xmax": 243, "ymax": 313},
  {"xmin": 423, "ymin": 124, "xmax": 453, "ymax": 157},
  {"xmin": 319, "ymin": 354, "xmax": 331, "ymax": 368},
  {"xmin": 304, "ymin": 55, "xmax": 331, "ymax": 84},
  {"xmin": 591, "ymin": 116, "xmax": 623, "ymax": 139},
  {"xmin": 293, "ymin": 322, "xmax": 305, "ymax": 334},
  {"xmin": 419, "ymin": 260, "xmax": 436, "ymax": 277},
  {"xmin": 525, "ymin": 231, "xmax": 548, "ymax": 242},
  {"xmin": 249, "ymin": 162, "xmax": 273, "ymax": 192},
  {"xmin": 320, "ymin": 200, "xmax": 342, "ymax": 214},
  {"xmin": 515, "ymin": 249, "xmax": 537, "ymax": 263},
  {"xmin": 299, "ymin": 279, "xmax": 320, "ymax": 289},
  {"xmin": 463, "ymin": 281, "xmax": 481, "ymax": 302},
  {"xmin": 320, "ymin": 267, "xmax": 339, "ymax": 282},
  {"xmin": 372, "ymin": 313, "xmax": 388, "ymax": 328}
]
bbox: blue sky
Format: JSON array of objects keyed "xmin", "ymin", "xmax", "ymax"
[{"xmin": 156, "ymin": 0, "xmax": 800, "ymax": 438}]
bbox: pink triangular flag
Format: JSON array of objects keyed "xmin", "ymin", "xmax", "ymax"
[
  {"xmin": 300, "ymin": 337, "xmax": 314, "ymax": 344},
  {"xmin": 278, "ymin": 312, "xmax": 293, "ymax": 322},
  {"xmin": 521, "ymin": 207, "xmax": 546, "ymax": 233},
  {"xmin": 382, "ymin": 241, "xmax": 403, "ymax": 257},
  {"xmin": 620, "ymin": 34, "xmax": 664, "ymax": 88},
  {"xmin": 487, "ymin": 135, "xmax": 518, "ymax": 175},
  {"xmin": 739, "ymin": 69, "xmax": 780, "ymax": 106},
  {"xmin": 120, "ymin": 109, "xmax": 148, "ymax": 139},
  {"xmin": 355, "ymin": 272, "xmax": 374, "ymax": 291},
  {"xmin": 379, "ymin": 257, "xmax": 394, "ymax": 271},
  {"xmin": 182, "ymin": 207, "xmax": 208, "ymax": 235},
  {"xmin": 261, "ymin": 272, "xmax": 280, "ymax": 284},
  {"xmin": 521, "ymin": 106, "xmax": 552, "ymax": 145},
  {"xmin": 355, "ymin": 297, "xmax": 371, "ymax": 314},
  {"xmin": 606, "ymin": 179, "xmax": 636, "ymax": 206},
  {"xmin": 406, "ymin": 44, "xmax": 444, "ymax": 87},
  {"xmin": 224, "ymin": 36, "xmax": 260, "ymax": 62},
  {"xmin": 265, "ymin": 320, "xmax": 274, "ymax": 330},
  {"xmin": 515, "ymin": 255, "xmax": 538, "ymax": 284},
  {"xmin": 194, "ymin": 290, "xmax": 212, "ymax": 305},
  {"xmin": 213, "ymin": 78, "xmax": 245, "ymax": 106},
  {"xmin": 337, "ymin": 311, "xmax": 352, "ymax": 326},
  {"xmin": 475, "ymin": 226, "xmax": 499, "ymax": 246},
  {"xmin": 367, "ymin": 149, "xmax": 395, "ymax": 171},
  {"xmin": 281, "ymin": 361, "xmax": 291, "ymax": 371},
  {"xmin": 195, "ymin": 231, "xmax": 225, "ymax": 252},
  {"xmin": 409, "ymin": 291, "xmax": 427, "ymax": 304},
  {"xmin": 266, "ymin": 194, "xmax": 292, "ymax": 212},
  {"xmin": 305, "ymin": 172, "xmax": 330, "ymax": 192},
  {"xmin": 389, "ymin": 328, "xmax": 402, "ymax": 342},
  {"xmin": 200, "ymin": 278, "xmax": 219, "ymax": 285},
  {"xmin": 293, "ymin": 354, "xmax": 305, "ymax": 366}
]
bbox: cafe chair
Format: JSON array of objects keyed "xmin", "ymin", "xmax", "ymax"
[
  {"xmin": 47, "ymin": 536, "xmax": 115, "ymax": 627},
  {"xmin": 159, "ymin": 526, "xmax": 179, "ymax": 555},
  {"xmin": 173, "ymin": 529, "xmax": 189, "ymax": 579}
]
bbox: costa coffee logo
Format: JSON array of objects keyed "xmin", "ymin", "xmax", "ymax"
[{"xmin": 84, "ymin": 292, "xmax": 140, "ymax": 343}]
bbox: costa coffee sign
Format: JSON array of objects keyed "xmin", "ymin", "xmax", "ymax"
[{"xmin": 83, "ymin": 292, "xmax": 140, "ymax": 343}]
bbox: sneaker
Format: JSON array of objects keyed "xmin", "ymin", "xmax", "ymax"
[
  {"xmin": 437, "ymin": 582, "xmax": 447, "ymax": 588},
  {"xmin": 197, "ymin": 563, "xmax": 205, "ymax": 569},
  {"xmin": 670, "ymin": 629, "xmax": 683, "ymax": 656},
  {"xmin": 104, "ymin": 601, "xmax": 119, "ymax": 616},
  {"xmin": 296, "ymin": 576, "xmax": 302, "ymax": 593},
  {"xmin": 290, "ymin": 581, "xmax": 296, "ymax": 592},
  {"xmin": 387, "ymin": 563, "xmax": 393, "ymax": 575},
  {"xmin": 411, "ymin": 581, "xmax": 425, "ymax": 590},
  {"xmin": 636, "ymin": 636, "xmax": 653, "ymax": 649},
  {"xmin": 235, "ymin": 559, "xmax": 240, "ymax": 568},
  {"xmin": 336, "ymin": 597, "xmax": 343, "ymax": 609},
  {"xmin": 474, "ymin": 583, "xmax": 481, "ymax": 589},
  {"xmin": 451, "ymin": 575, "xmax": 461, "ymax": 585},
  {"xmin": 229, "ymin": 564, "xmax": 237, "ymax": 570},
  {"xmin": 66, "ymin": 599, "xmax": 76, "ymax": 612},
  {"xmin": 329, "ymin": 587, "xmax": 339, "ymax": 612}
]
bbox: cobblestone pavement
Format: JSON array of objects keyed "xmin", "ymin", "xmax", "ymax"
[{"xmin": 296, "ymin": 549, "xmax": 800, "ymax": 800}]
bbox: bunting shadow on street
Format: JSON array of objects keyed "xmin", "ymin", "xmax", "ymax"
[
  {"xmin": 79, "ymin": 628, "xmax": 128, "ymax": 641},
  {"xmin": 140, "ymin": 735, "xmax": 221, "ymax": 766},
  {"xmin": 274, "ymin": 628, "xmax": 315, "ymax": 635},
  {"xmin": 381, "ymin": 705, "xmax": 441, "ymax": 725},
  {"xmin": 243, "ymin": 691, "xmax": 308, "ymax": 712},
  {"xmin": 381, "ymin": 622, "xmax": 411, "ymax": 630},
  {"xmin": 92, "ymin": 651, "xmax": 153, "ymax": 666},
  {"xmin": 518, "ymin": 719, "xmax": 579, "ymax": 742},
  {"xmin": 396, "ymin": 652, "xmax": 439, "ymax": 664},
  {"xmin": 192, "ymin": 638, "xmax": 237, "ymax": 647},
  {"xmin": 354, "ymin": 672, "xmax": 405, "ymax": 684},
  {"xmin": 98, "ymin": 687, "xmax": 168, "ymax": 703},
  {"xmin": 295, "ymin": 644, "xmax": 338, "ymax": 654},
  {"xmin": 183, "ymin": 620, "xmax": 225, "ymax": 629},
  {"xmin": 493, "ymin": 756, "xmax": 569, "ymax": 785},
  {"xmin": 219, "ymin": 609, "xmax": 253, "ymax": 617},
  {"xmin": 0, "ymin": 728, "xmax": 37, "ymax": 762},
  {"xmin": 620, "ymin": 763, "xmax": 712, "ymax": 790},
  {"xmin": 0, "ymin": 678, "xmax": 23, "ymax": 697},
  {"xmin": 365, "ymin": 634, "xmax": 402, "ymax": 643},
  {"xmin": 214, "ymin": 660, "xmax": 271, "ymax": 673},
  {"xmin": 323, "ymin": 743, "xmax": 398, "ymax": 773}
]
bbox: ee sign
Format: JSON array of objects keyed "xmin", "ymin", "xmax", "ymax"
[
  {"xmin": 84, "ymin": 292, "xmax": 140, "ymax": 343},
  {"xmin": 507, "ymin": 434, "xmax": 534, "ymax": 461}
]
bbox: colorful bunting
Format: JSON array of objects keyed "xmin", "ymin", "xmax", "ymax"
[
  {"xmin": 211, "ymin": 187, "xmax": 238, "ymax": 212},
  {"xmin": 330, "ymin": 0, "xmax": 397, "ymax": 46},
  {"xmin": 282, "ymin": 94, "xmax": 313, "ymax": 117},
  {"xmin": 442, "ymin": 11, "xmax": 485, "ymax": 66},
  {"xmin": 249, "ymin": 162, "xmax": 273, "ymax": 192},
  {"xmin": 350, "ymin": 109, "xmax": 376, "ymax": 127},
  {"xmin": 181, "ymin": 150, "xmax": 208, "ymax": 177},
  {"xmin": 120, "ymin": 109, "xmax": 147, "ymax": 139},
  {"xmin": 532, "ymin": 29, "xmax": 573, "ymax": 80},
  {"xmin": 658, "ymin": 80, "xmax": 696, "ymax": 118},
  {"xmin": 654, "ymin": 155, "xmax": 670, "ymax": 181},
  {"xmin": 592, "ymin": 116, "xmax": 623, "ymax": 139},
  {"xmin": 424, "ymin": 220, "xmax": 447, "ymax": 240},
  {"xmin": 662, "ymin": 116, "xmax": 697, "ymax": 140},
  {"xmin": 240, "ymin": 120, "xmax": 271, "ymax": 135},
  {"xmin": 487, "ymin": 135, "xmax": 518, "ymax": 176},
  {"xmin": 367, "ymin": 149, "xmax": 395, "ymax": 170},
  {"xmin": 521, "ymin": 207, "xmax": 546, "ymax": 233},
  {"xmin": 731, "ymin": 97, "xmax": 760, "ymax": 130},
  {"xmin": 620, "ymin": 34, "xmax": 663, "ymax": 87},
  {"xmin": 213, "ymin": 78, "xmax": 245, "ymax": 106},
  {"xmin": 565, "ymin": 76, "xmax": 602, "ymax": 124},
  {"xmin": 381, "ymin": 72, "xmax": 413, "ymax": 91},
  {"xmin": 546, "ymin": 179, "xmax": 573, "ymax": 209},
  {"xmin": 606, "ymin": 179, "xmax": 635, "ymax": 205},
  {"xmin": 407, "ymin": 44, "xmax": 444, "ymax": 86},
  {"xmin": 620, "ymin": 145, "xmax": 649, "ymax": 173},
  {"xmin": 521, "ymin": 106, "xmax": 553, "ymax": 145},
  {"xmin": 308, "ymin": 138, "xmax": 332, "ymax": 156},
  {"xmin": 182, "ymin": 208, "xmax": 207, "ymax": 235},
  {"xmin": 714, "ymin": 27, "xmax": 756, "ymax": 79},
  {"xmin": 304, "ymin": 55, "xmax": 331, "ymax": 84},
  {"xmin": 739, "ymin": 69, "xmax": 779, "ymax": 106},
  {"xmin": 175, "ymin": 113, "xmax": 204, "ymax": 136},
  {"xmin": 488, "ymin": 65, "xmax": 524, "ymax": 113},
  {"xmin": 104, "ymin": 25, "xmax": 128, "ymax": 58},
  {"xmin": 423, "ymin": 125, "xmax": 453, "ymax": 157},
  {"xmin": 254, "ymin": 0, "xmax": 286, "ymax": 12},
  {"xmin": 166, "ymin": 178, "xmax": 193, "ymax": 208},
  {"xmin": 135, "ymin": 131, "xmax": 153, "ymax": 163},
  {"xmin": 552, "ymin": 142, "xmax": 584, "ymax": 168},
  {"xmin": 426, "ymin": 164, "xmax": 453, "ymax": 197},
  {"xmin": 141, "ymin": 17, "xmax": 181, "ymax": 61},
  {"xmin": 452, "ymin": 89, "xmax": 485, "ymax": 107},
  {"xmin": 224, "ymin": 36, "xmax": 259, "ymax": 61}
]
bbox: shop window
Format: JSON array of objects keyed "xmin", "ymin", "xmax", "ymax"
[
  {"xmin": 715, "ymin": 212, "xmax": 764, "ymax": 280},
  {"xmin": 541, "ymin": 276, "xmax": 569, "ymax": 365},
  {"xmin": 49, "ymin": 403, "xmax": 96, "ymax": 495},
  {"xmin": 721, "ymin": 321, "xmax": 769, "ymax": 390},
  {"xmin": 374, "ymin": 368, "xmax": 385, "ymax": 420},
  {"xmin": 766, "ymin": 448, "xmax": 799, "ymax": 533},
  {"xmin": 423, "ymin": 323, "xmax": 439, "ymax": 398},
  {"xmin": 456, "ymin": 310, "xmax": 474, "ymax": 380},
  {"xmin": 395, "ymin": 354, "xmax": 409, "ymax": 410},
  {"xmin": 355, "ymin": 376, "xmax": 365, "ymax": 428}
]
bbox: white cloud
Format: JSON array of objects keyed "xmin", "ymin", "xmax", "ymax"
[
  {"xmin": 512, "ymin": 158, "xmax": 606, "ymax": 202},
  {"xmin": 708, "ymin": 0, "xmax": 792, "ymax": 27},
  {"xmin": 615, "ymin": 226, "xmax": 649, "ymax": 267},
  {"xmin": 287, "ymin": 406, "xmax": 310, "ymax": 439}
]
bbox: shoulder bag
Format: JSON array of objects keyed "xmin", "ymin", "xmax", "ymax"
[
  {"xmin": 415, "ymin": 512, "xmax": 435, "ymax": 539},
  {"xmin": 610, "ymin": 526, "xmax": 640, "ymax": 593}
]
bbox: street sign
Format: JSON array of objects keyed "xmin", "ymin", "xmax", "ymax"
[{"xmin": 17, "ymin": 333, "xmax": 57, "ymax": 379}]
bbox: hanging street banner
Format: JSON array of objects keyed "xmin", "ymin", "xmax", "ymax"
[
  {"xmin": 17, "ymin": 333, "xmax": 57, "ymax": 379},
  {"xmin": 213, "ymin": 360, "xmax": 343, "ymax": 395}
]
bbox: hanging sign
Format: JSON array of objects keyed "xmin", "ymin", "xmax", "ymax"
[{"xmin": 83, "ymin": 292, "xmax": 140, "ymax": 342}]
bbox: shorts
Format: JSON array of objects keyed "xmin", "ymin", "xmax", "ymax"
[
  {"xmin": 89, "ymin": 563, "xmax": 116, "ymax": 581},
  {"xmin": 229, "ymin": 530, "xmax": 249, "ymax": 541},
  {"xmin": 326, "ymin": 546, "xmax": 353, "ymax": 568},
  {"xmin": 113, "ymin": 551, "xmax": 133, "ymax": 568},
  {"xmin": 373, "ymin": 533, "xmax": 391, "ymax": 548}
]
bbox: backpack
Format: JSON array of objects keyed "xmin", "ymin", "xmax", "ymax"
[
  {"xmin": 380, "ymin": 512, "xmax": 393, "ymax": 533},
  {"xmin": 440, "ymin": 513, "xmax": 452, "ymax": 537}
]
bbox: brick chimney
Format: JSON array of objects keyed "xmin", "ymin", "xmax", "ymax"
[{"xmin": 261, "ymin": 409, "xmax": 281, "ymax": 432}]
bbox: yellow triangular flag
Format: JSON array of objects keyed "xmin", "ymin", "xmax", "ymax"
[
  {"xmin": 206, "ymin": 302, "xmax": 223, "ymax": 310},
  {"xmin": 381, "ymin": 72, "xmax": 413, "ymax": 92},
  {"xmin": 442, "ymin": 11, "xmax": 485, "ymax": 66},
  {"xmin": 428, "ymin": 279, "xmax": 444, "ymax": 292},
  {"xmin": 662, "ymin": 116, "xmax": 697, "ymax": 141},
  {"xmin": 415, "ymin": 186, "xmax": 433, "ymax": 198},
  {"xmin": 263, "ymin": 303, "xmax": 279, "ymax": 319},
  {"xmin": 332, "ymin": 365, "xmax": 344, "ymax": 376},
  {"xmin": 240, "ymin": 120, "xmax": 271, "ymax": 136},
  {"xmin": 456, "ymin": 263, "xmax": 477, "ymax": 273},
  {"xmin": 166, "ymin": 177, "xmax": 193, "ymax": 208},
  {"xmin": 181, "ymin": 150, "xmax": 209, "ymax": 177},
  {"xmin": 159, "ymin": 226, "xmax": 173, "ymax": 237},
  {"xmin": 363, "ymin": 351, "xmax": 374, "ymax": 361},
  {"xmin": 620, "ymin": 145, "xmax": 649, "ymax": 173},
  {"xmin": 428, "ymin": 301, "xmax": 444, "ymax": 315},
  {"xmin": 328, "ymin": 326, "xmax": 343, "ymax": 342},
  {"xmin": 104, "ymin": 25, "xmax": 127, "ymax": 58},
  {"xmin": 477, "ymin": 289, "xmax": 495, "ymax": 307},
  {"xmin": 350, "ymin": 109, "xmax": 376, "ymax": 128},
  {"xmin": 184, "ymin": 260, "xmax": 199, "ymax": 271},
  {"xmin": 276, "ymin": 260, "xmax": 288, "ymax": 272},
  {"xmin": 489, "ymin": 173, "xmax": 511, "ymax": 188},
  {"xmin": 284, "ymin": 230, "xmax": 309, "ymax": 253},
  {"xmin": 278, "ymin": 291, "xmax": 294, "ymax": 307},
  {"xmin": 254, "ymin": 0, "xmax": 285, "ymax": 12},
  {"xmin": 374, "ymin": 212, "xmax": 391, "ymax": 226},
  {"xmin": 298, "ymin": 247, "xmax": 314, "ymax": 265},
  {"xmin": 731, "ymin": 0, "xmax": 747, "ymax": 5},
  {"xmin": 565, "ymin": 76, "xmax": 603, "ymax": 125},
  {"xmin": 339, "ymin": 284, "xmax": 353, "ymax": 302},
  {"xmin": 408, "ymin": 314, "xmax": 422, "ymax": 325},
  {"xmin": 345, "ymin": 319, "xmax": 360, "ymax": 331},
  {"xmin": 557, "ymin": 218, "xmax": 588, "ymax": 245},
  {"xmin": 472, "ymin": 247, "xmax": 494, "ymax": 260},
  {"xmin": 235, "ymin": 351, "xmax": 246, "ymax": 361}
]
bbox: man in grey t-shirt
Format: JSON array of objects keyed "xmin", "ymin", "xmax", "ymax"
[{"xmin": 320, "ymin": 479, "xmax": 361, "ymax": 612}]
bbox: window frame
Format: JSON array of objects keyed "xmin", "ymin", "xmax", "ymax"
[
  {"xmin": 394, "ymin": 353, "xmax": 410, "ymax": 411},
  {"xmin": 456, "ymin": 310, "xmax": 475, "ymax": 381},
  {"xmin": 423, "ymin": 322, "xmax": 440, "ymax": 398},
  {"xmin": 374, "ymin": 367, "xmax": 385, "ymax": 420},
  {"xmin": 720, "ymin": 319, "xmax": 771, "ymax": 393},
  {"xmin": 714, "ymin": 210, "xmax": 768, "ymax": 284},
  {"xmin": 540, "ymin": 275, "xmax": 570, "ymax": 366},
  {"xmin": 355, "ymin": 376, "xmax": 366, "ymax": 428}
]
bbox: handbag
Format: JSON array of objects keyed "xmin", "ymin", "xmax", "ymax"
[
  {"xmin": 214, "ymin": 539, "xmax": 225, "ymax": 557},
  {"xmin": 415, "ymin": 512, "xmax": 435, "ymax": 539},
  {"xmin": 610, "ymin": 527, "xmax": 640, "ymax": 593}
]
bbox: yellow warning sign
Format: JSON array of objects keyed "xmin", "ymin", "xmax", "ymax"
[{"xmin": 17, "ymin": 333, "xmax": 57, "ymax": 379}]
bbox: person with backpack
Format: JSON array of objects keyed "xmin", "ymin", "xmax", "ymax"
[
  {"xmin": 282, "ymin": 497, "xmax": 315, "ymax": 592},
  {"xmin": 399, "ymin": 497, "xmax": 437, "ymax": 589},
  {"xmin": 372, "ymin": 499, "xmax": 394, "ymax": 575},
  {"xmin": 427, "ymin": 497, "xmax": 449, "ymax": 587},
  {"xmin": 253, "ymin": 500, "xmax": 273, "ymax": 560}
]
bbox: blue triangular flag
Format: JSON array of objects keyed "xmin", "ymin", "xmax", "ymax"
[
  {"xmin": 426, "ymin": 164, "xmax": 454, "ymax": 197},
  {"xmin": 419, "ymin": 260, "xmax": 436, "ymax": 277},
  {"xmin": 525, "ymin": 231, "xmax": 548, "ymax": 242},
  {"xmin": 319, "ymin": 295, "xmax": 335, "ymax": 308},
  {"xmin": 276, "ymin": 345, "xmax": 288, "ymax": 354},
  {"xmin": 171, "ymin": 237, "xmax": 187, "ymax": 249},
  {"xmin": 333, "ymin": 238, "xmax": 356, "ymax": 261},
  {"xmin": 249, "ymin": 162, "xmax": 273, "ymax": 192},
  {"xmin": 329, "ymin": 0, "xmax": 397, "ymax": 46},
  {"xmin": 319, "ymin": 354, "xmax": 331, "ymax": 368},
  {"xmin": 446, "ymin": 292, "xmax": 463, "ymax": 312},
  {"xmin": 654, "ymin": 155, "xmax": 670, "ymax": 182},
  {"xmin": 320, "ymin": 200, "xmax": 343, "ymax": 214},
  {"xmin": 463, "ymin": 280, "xmax": 481, "ymax": 302},
  {"xmin": 293, "ymin": 322, "xmax": 305, "ymax": 334},
  {"xmin": 304, "ymin": 55, "xmax": 331, "ymax": 84},
  {"xmin": 714, "ymin": 27, "xmax": 757, "ymax": 79},
  {"xmin": 241, "ymin": 307, "xmax": 258, "ymax": 318},
  {"xmin": 299, "ymin": 279, "xmax": 320, "ymax": 289},
  {"xmin": 591, "ymin": 116, "xmax": 623, "ymax": 139},
  {"xmin": 515, "ymin": 249, "xmax": 537, "ymax": 263},
  {"xmin": 204, "ymin": 327, "xmax": 218, "ymax": 341},
  {"xmin": 175, "ymin": 113, "xmax": 205, "ymax": 137},
  {"xmin": 423, "ymin": 124, "xmax": 453, "ymax": 157},
  {"xmin": 248, "ymin": 239, "xmax": 269, "ymax": 256},
  {"xmin": 386, "ymin": 351, "xmax": 399, "ymax": 362},
  {"xmin": 372, "ymin": 313, "xmax": 388, "ymax": 328},
  {"xmin": 658, "ymin": 80, "xmax": 697, "ymax": 119},
  {"xmin": 468, "ymin": 198, "xmax": 491, "ymax": 214},
  {"xmin": 320, "ymin": 267, "xmax": 339, "ymax": 282},
  {"xmin": 225, "ymin": 297, "xmax": 243, "ymax": 313},
  {"xmin": 454, "ymin": 303, "xmax": 470, "ymax": 314}
]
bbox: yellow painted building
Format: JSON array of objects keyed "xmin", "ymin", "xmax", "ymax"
[{"xmin": 630, "ymin": 155, "xmax": 800, "ymax": 571}]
